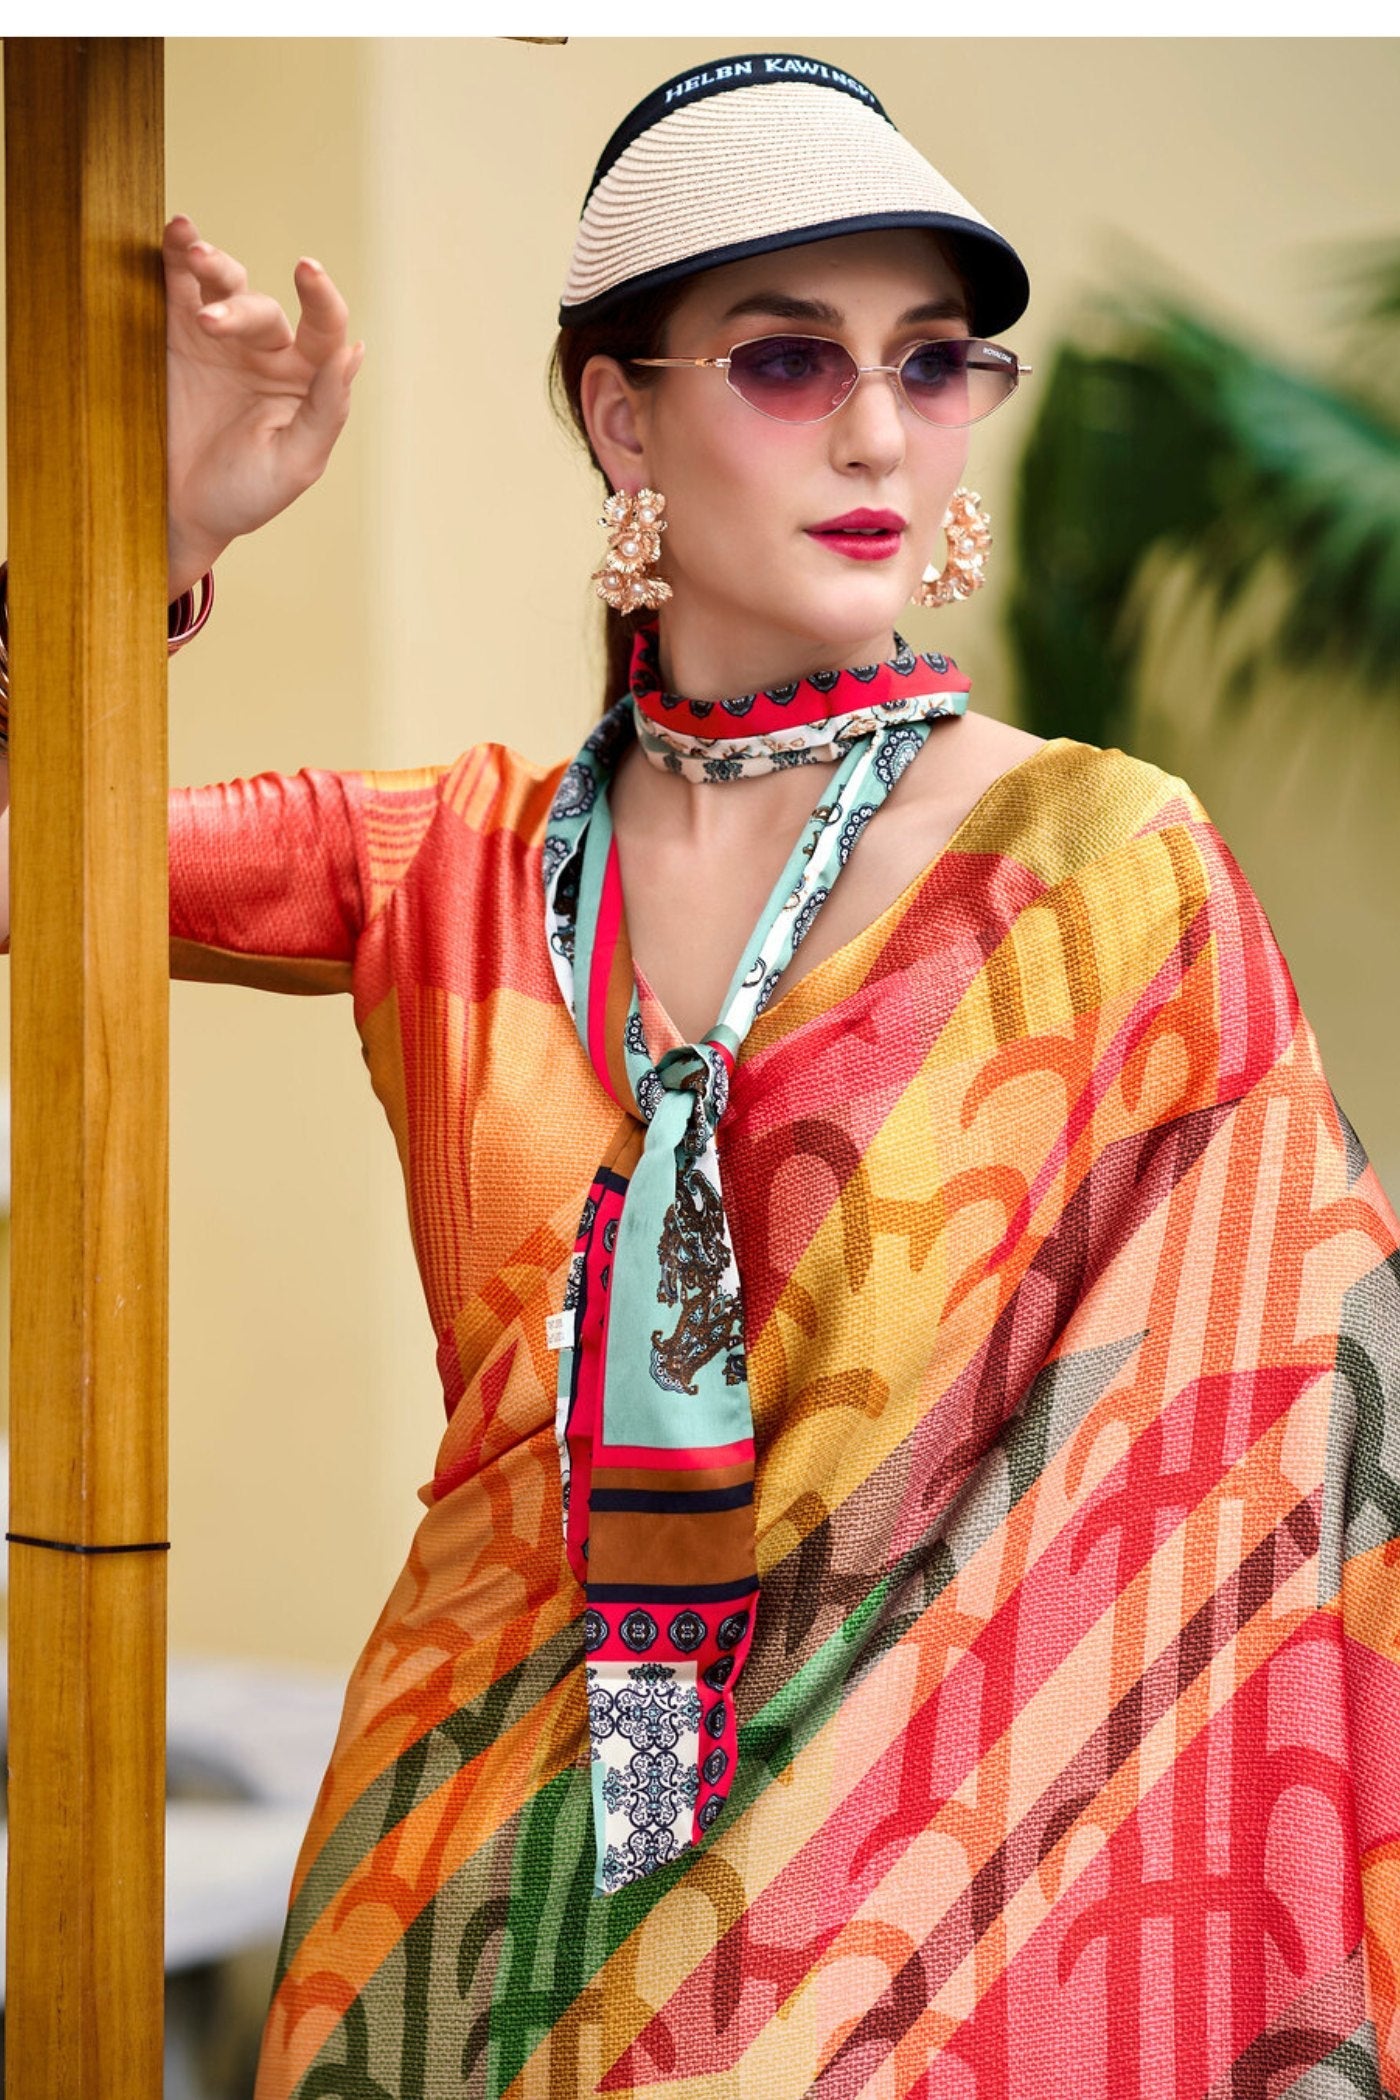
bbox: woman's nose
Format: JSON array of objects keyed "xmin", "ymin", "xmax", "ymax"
[{"xmin": 830, "ymin": 367, "xmax": 908, "ymax": 473}]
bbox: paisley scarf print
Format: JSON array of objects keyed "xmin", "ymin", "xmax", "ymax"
[
  {"xmin": 542, "ymin": 683, "xmax": 947, "ymax": 1893},
  {"xmin": 627, "ymin": 618, "xmax": 971, "ymax": 780}
]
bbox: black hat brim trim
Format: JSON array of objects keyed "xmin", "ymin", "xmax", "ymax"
[{"xmin": 559, "ymin": 212, "xmax": 1030, "ymax": 340}]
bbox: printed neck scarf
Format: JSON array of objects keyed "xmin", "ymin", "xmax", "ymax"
[
  {"xmin": 542, "ymin": 639, "xmax": 970, "ymax": 1896},
  {"xmin": 628, "ymin": 619, "xmax": 972, "ymax": 780}
]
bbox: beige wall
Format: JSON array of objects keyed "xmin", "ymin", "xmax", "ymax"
[{"xmin": 2, "ymin": 38, "xmax": 1397, "ymax": 1670}]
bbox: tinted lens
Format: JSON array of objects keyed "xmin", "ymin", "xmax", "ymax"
[
  {"xmin": 726, "ymin": 335, "xmax": 859, "ymax": 422},
  {"xmin": 899, "ymin": 338, "xmax": 1019, "ymax": 425}
]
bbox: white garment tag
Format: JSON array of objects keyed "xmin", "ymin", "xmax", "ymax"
[{"xmin": 546, "ymin": 1310, "xmax": 576, "ymax": 1352}]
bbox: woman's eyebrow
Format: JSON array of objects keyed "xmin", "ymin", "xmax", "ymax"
[{"xmin": 717, "ymin": 291, "xmax": 969, "ymax": 326}]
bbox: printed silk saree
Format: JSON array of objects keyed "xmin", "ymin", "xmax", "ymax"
[{"xmin": 147, "ymin": 731, "xmax": 1400, "ymax": 2099}]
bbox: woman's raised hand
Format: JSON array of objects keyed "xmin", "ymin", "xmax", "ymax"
[{"xmin": 163, "ymin": 213, "xmax": 365, "ymax": 599}]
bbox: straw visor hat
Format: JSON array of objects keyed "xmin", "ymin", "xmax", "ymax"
[{"xmin": 559, "ymin": 52, "xmax": 1030, "ymax": 338}]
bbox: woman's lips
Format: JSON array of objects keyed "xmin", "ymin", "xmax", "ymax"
[{"xmin": 805, "ymin": 525, "xmax": 904, "ymax": 562}]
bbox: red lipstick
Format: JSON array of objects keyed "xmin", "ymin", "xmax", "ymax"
[{"xmin": 805, "ymin": 508, "xmax": 907, "ymax": 562}]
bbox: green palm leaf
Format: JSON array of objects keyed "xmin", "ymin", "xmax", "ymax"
[{"xmin": 1006, "ymin": 253, "xmax": 1400, "ymax": 750}]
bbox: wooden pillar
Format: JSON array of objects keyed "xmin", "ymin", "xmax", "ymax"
[{"xmin": 3, "ymin": 38, "xmax": 168, "ymax": 2097}]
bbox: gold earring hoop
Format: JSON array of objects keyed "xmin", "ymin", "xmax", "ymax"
[
  {"xmin": 911, "ymin": 487, "xmax": 992, "ymax": 610},
  {"xmin": 592, "ymin": 487, "xmax": 673, "ymax": 613}
]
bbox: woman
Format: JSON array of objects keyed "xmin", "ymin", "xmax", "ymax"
[{"xmin": 4, "ymin": 51, "xmax": 1398, "ymax": 2100}]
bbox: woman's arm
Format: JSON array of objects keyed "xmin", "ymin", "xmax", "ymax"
[
  {"xmin": 0, "ymin": 750, "xmax": 450, "ymax": 989},
  {"xmin": 0, "ymin": 217, "xmax": 366, "ymax": 955},
  {"xmin": 163, "ymin": 761, "xmax": 447, "ymax": 993}
]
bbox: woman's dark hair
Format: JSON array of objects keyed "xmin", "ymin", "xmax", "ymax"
[
  {"xmin": 548, "ymin": 237, "xmax": 976, "ymax": 717},
  {"xmin": 548, "ymin": 280, "xmax": 692, "ymax": 717}
]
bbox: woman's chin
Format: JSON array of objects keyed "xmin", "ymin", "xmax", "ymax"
[
  {"xmin": 665, "ymin": 565, "xmax": 916, "ymax": 663},
  {"xmin": 784, "ymin": 570, "xmax": 915, "ymax": 649}
]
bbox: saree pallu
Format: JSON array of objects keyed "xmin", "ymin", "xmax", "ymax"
[{"xmin": 149, "ymin": 734, "xmax": 1400, "ymax": 2100}]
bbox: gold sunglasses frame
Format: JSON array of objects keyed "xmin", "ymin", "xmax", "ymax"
[{"xmin": 630, "ymin": 333, "xmax": 1034, "ymax": 428}]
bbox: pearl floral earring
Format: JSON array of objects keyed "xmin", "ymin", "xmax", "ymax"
[
  {"xmin": 911, "ymin": 487, "xmax": 993, "ymax": 609},
  {"xmin": 592, "ymin": 487, "xmax": 673, "ymax": 612}
]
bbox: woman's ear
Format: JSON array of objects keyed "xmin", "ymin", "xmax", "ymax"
[{"xmin": 580, "ymin": 354, "xmax": 651, "ymax": 495}]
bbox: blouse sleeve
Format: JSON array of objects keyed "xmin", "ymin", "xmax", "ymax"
[{"xmin": 165, "ymin": 761, "xmax": 449, "ymax": 994}]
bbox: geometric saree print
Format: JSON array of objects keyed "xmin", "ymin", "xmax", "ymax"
[{"xmin": 155, "ymin": 734, "xmax": 1400, "ymax": 2098}]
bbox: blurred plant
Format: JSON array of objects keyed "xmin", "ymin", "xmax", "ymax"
[{"xmin": 1005, "ymin": 236, "xmax": 1400, "ymax": 753}]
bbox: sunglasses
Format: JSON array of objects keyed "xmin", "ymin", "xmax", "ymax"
[{"xmin": 629, "ymin": 333, "xmax": 1033, "ymax": 428}]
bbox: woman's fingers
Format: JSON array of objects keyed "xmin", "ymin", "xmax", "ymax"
[
  {"xmin": 194, "ymin": 287, "xmax": 297, "ymax": 355},
  {"xmin": 164, "ymin": 214, "xmax": 250, "ymax": 311},
  {"xmin": 168, "ymin": 219, "xmax": 353, "ymax": 378},
  {"xmin": 289, "ymin": 255, "xmax": 351, "ymax": 364},
  {"xmin": 275, "ymin": 338, "xmax": 366, "ymax": 488},
  {"xmin": 187, "ymin": 244, "xmax": 253, "ymax": 306}
]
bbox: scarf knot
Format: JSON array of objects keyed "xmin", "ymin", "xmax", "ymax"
[{"xmin": 637, "ymin": 1041, "xmax": 729, "ymax": 1157}]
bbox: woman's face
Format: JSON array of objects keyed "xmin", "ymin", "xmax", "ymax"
[{"xmin": 582, "ymin": 229, "xmax": 974, "ymax": 688}]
